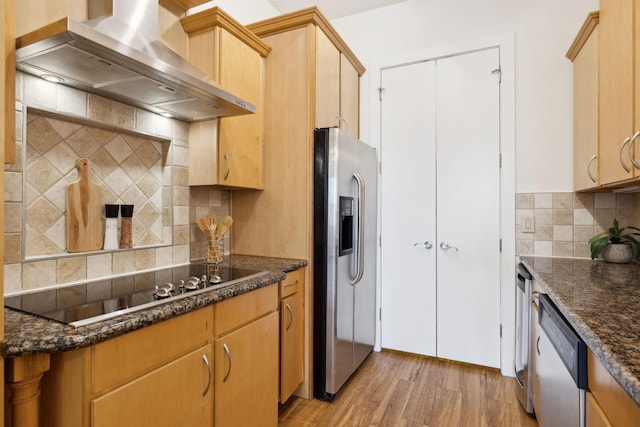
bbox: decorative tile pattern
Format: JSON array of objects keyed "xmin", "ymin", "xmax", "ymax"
[
  {"xmin": 516, "ymin": 192, "xmax": 640, "ymax": 258},
  {"xmin": 24, "ymin": 112, "xmax": 171, "ymax": 256}
]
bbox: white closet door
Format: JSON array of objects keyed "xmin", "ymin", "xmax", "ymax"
[
  {"xmin": 380, "ymin": 61, "xmax": 437, "ymax": 356},
  {"xmin": 435, "ymin": 48, "xmax": 501, "ymax": 368}
]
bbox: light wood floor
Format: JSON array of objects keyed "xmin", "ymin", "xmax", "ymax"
[{"xmin": 279, "ymin": 350, "xmax": 538, "ymax": 427}]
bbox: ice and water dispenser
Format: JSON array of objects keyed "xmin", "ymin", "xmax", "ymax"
[{"xmin": 339, "ymin": 196, "xmax": 354, "ymax": 256}]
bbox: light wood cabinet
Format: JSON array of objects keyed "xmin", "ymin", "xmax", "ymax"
[
  {"xmin": 586, "ymin": 348, "xmax": 640, "ymax": 427},
  {"xmin": 598, "ymin": 0, "xmax": 640, "ymax": 187},
  {"xmin": 214, "ymin": 283, "xmax": 279, "ymax": 427},
  {"xmin": 182, "ymin": 7, "xmax": 271, "ymax": 189},
  {"xmin": 279, "ymin": 269, "xmax": 305, "ymax": 403},
  {"xmin": 567, "ymin": 12, "xmax": 599, "ymax": 191},
  {"xmin": 233, "ymin": 9, "xmax": 365, "ymax": 398},
  {"xmin": 91, "ymin": 345, "xmax": 213, "ymax": 427},
  {"xmin": 586, "ymin": 391, "xmax": 612, "ymax": 427},
  {"xmin": 313, "ymin": 23, "xmax": 360, "ymax": 138},
  {"xmin": 40, "ymin": 307, "xmax": 214, "ymax": 427}
]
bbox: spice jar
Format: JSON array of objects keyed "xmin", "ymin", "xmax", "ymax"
[{"xmin": 119, "ymin": 204, "xmax": 134, "ymax": 249}]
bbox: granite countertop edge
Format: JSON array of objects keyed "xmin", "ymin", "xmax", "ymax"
[
  {"xmin": 520, "ymin": 256, "xmax": 640, "ymax": 407},
  {"xmin": 3, "ymin": 255, "xmax": 308, "ymax": 358}
]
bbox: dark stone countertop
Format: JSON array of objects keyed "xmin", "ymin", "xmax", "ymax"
[
  {"xmin": 520, "ymin": 256, "xmax": 640, "ymax": 407},
  {"xmin": 3, "ymin": 255, "xmax": 307, "ymax": 358}
]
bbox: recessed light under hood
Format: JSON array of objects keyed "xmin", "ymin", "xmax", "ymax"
[{"xmin": 15, "ymin": 0, "xmax": 255, "ymax": 122}]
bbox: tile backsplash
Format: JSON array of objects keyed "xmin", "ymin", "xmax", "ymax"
[
  {"xmin": 516, "ymin": 192, "xmax": 640, "ymax": 258},
  {"xmin": 4, "ymin": 72, "xmax": 229, "ymax": 295},
  {"xmin": 23, "ymin": 111, "xmax": 170, "ymax": 256}
]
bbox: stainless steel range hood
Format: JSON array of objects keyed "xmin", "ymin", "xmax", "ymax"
[{"xmin": 15, "ymin": 0, "xmax": 255, "ymax": 122}]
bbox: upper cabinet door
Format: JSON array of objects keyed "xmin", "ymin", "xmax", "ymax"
[
  {"xmin": 218, "ymin": 29, "xmax": 265, "ymax": 189},
  {"xmin": 340, "ymin": 54, "xmax": 360, "ymax": 138},
  {"xmin": 315, "ymin": 30, "xmax": 341, "ymax": 130},
  {"xmin": 599, "ymin": 0, "xmax": 635, "ymax": 185},
  {"xmin": 569, "ymin": 14, "xmax": 599, "ymax": 191},
  {"xmin": 183, "ymin": 9, "xmax": 270, "ymax": 190}
]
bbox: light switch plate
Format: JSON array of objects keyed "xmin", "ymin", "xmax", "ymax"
[{"xmin": 522, "ymin": 216, "xmax": 535, "ymax": 233}]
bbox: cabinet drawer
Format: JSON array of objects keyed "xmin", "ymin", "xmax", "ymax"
[
  {"xmin": 92, "ymin": 306, "xmax": 213, "ymax": 393},
  {"xmin": 280, "ymin": 269, "xmax": 303, "ymax": 299},
  {"xmin": 587, "ymin": 348, "xmax": 640, "ymax": 427},
  {"xmin": 214, "ymin": 283, "xmax": 278, "ymax": 336}
]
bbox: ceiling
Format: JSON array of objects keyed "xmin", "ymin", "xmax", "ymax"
[{"xmin": 267, "ymin": 0, "xmax": 407, "ymax": 19}]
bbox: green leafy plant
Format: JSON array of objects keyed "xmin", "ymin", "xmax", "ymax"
[{"xmin": 588, "ymin": 219, "xmax": 640, "ymax": 259}]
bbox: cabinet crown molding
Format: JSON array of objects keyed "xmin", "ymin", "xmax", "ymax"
[
  {"xmin": 247, "ymin": 6, "xmax": 365, "ymax": 76},
  {"xmin": 566, "ymin": 11, "xmax": 599, "ymax": 61},
  {"xmin": 181, "ymin": 6, "xmax": 272, "ymax": 57}
]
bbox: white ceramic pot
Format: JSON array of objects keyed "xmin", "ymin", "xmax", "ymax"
[{"xmin": 601, "ymin": 243, "xmax": 634, "ymax": 263}]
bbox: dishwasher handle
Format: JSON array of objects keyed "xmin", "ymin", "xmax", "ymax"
[{"xmin": 539, "ymin": 294, "xmax": 588, "ymax": 390}]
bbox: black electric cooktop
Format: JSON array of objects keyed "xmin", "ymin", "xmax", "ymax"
[{"xmin": 5, "ymin": 263, "xmax": 268, "ymax": 328}]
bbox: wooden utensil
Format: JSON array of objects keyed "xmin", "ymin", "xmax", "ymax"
[
  {"xmin": 67, "ymin": 158, "xmax": 103, "ymax": 252},
  {"xmin": 217, "ymin": 215, "xmax": 233, "ymax": 236}
]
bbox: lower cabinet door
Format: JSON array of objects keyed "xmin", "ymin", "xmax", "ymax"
[
  {"xmin": 586, "ymin": 392, "xmax": 612, "ymax": 427},
  {"xmin": 215, "ymin": 311, "xmax": 279, "ymax": 427},
  {"xmin": 91, "ymin": 345, "xmax": 213, "ymax": 427},
  {"xmin": 280, "ymin": 291, "xmax": 304, "ymax": 402}
]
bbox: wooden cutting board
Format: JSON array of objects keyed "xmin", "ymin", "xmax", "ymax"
[{"xmin": 67, "ymin": 158, "xmax": 103, "ymax": 252}]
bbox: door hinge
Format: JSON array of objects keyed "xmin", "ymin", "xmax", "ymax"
[
  {"xmin": 499, "ymin": 153, "xmax": 502, "ymax": 168},
  {"xmin": 378, "ymin": 87, "xmax": 386, "ymax": 101},
  {"xmin": 491, "ymin": 67, "xmax": 501, "ymax": 83},
  {"xmin": 379, "ymin": 162, "xmax": 382, "ymax": 174},
  {"xmin": 499, "ymin": 239, "xmax": 502, "ymax": 252},
  {"xmin": 500, "ymin": 324, "xmax": 502, "ymax": 338},
  {"xmin": 379, "ymin": 308, "xmax": 382, "ymax": 321},
  {"xmin": 379, "ymin": 235, "xmax": 382, "ymax": 247}
]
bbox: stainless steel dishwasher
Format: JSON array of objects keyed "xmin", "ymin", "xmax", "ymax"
[
  {"xmin": 515, "ymin": 263, "xmax": 534, "ymax": 414},
  {"xmin": 536, "ymin": 294, "xmax": 588, "ymax": 427}
]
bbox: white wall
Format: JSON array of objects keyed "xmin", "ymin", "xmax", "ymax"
[{"xmin": 331, "ymin": 0, "xmax": 598, "ymax": 193}]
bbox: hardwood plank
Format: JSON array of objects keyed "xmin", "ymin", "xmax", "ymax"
[{"xmin": 279, "ymin": 350, "xmax": 538, "ymax": 427}]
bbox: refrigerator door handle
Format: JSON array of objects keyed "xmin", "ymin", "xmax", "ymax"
[{"xmin": 351, "ymin": 172, "xmax": 365, "ymax": 286}]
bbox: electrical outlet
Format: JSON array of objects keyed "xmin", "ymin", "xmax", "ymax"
[{"xmin": 522, "ymin": 216, "xmax": 535, "ymax": 233}]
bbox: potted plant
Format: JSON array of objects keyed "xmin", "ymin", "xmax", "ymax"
[{"xmin": 588, "ymin": 219, "xmax": 640, "ymax": 263}]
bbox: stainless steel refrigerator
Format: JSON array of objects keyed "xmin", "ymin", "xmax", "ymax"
[{"xmin": 313, "ymin": 127, "xmax": 377, "ymax": 401}]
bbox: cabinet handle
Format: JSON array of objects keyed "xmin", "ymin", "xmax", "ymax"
[
  {"xmin": 202, "ymin": 354, "xmax": 212, "ymax": 396},
  {"xmin": 286, "ymin": 303, "xmax": 293, "ymax": 331},
  {"xmin": 223, "ymin": 343, "xmax": 232, "ymax": 383},
  {"xmin": 619, "ymin": 137, "xmax": 631, "ymax": 173},
  {"xmin": 536, "ymin": 335, "xmax": 541, "ymax": 356},
  {"xmin": 224, "ymin": 153, "xmax": 231, "ymax": 181},
  {"xmin": 629, "ymin": 131, "xmax": 640, "ymax": 169},
  {"xmin": 587, "ymin": 154, "xmax": 597, "ymax": 183},
  {"xmin": 283, "ymin": 280, "xmax": 298, "ymax": 288}
]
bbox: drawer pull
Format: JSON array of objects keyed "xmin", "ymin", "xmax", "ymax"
[
  {"xmin": 283, "ymin": 280, "xmax": 299, "ymax": 288},
  {"xmin": 223, "ymin": 343, "xmax": 232, "ymax": 383},
  {"xmin": 202, "ymin": 354, "xmax": 211, "ymax": 396},
  {"xmin": 286, "ymin": 303, "xmax": 293, "ymax": 331}
]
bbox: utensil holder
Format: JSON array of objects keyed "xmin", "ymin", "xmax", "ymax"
[{"xmin": 205, "ymin": 231, "xmax": 224, "ymax": 264}]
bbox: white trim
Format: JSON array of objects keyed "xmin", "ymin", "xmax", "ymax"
[{"xmin": 369, "ymin": 33, "xmax": 516, "ymax": 377}]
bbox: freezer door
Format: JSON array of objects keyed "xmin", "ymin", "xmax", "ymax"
[
  {"xmin": 353, "ymin": 140, "xmax": 377, "ymax": 369},
  {"xmin": 325, "ymin": 128, "xmax": 357, "ymax": 395}
]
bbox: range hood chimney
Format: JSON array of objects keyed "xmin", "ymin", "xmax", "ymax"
[{"xmin": 15, "ymin": 0, "xmax": 255, "ymax": 122}]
